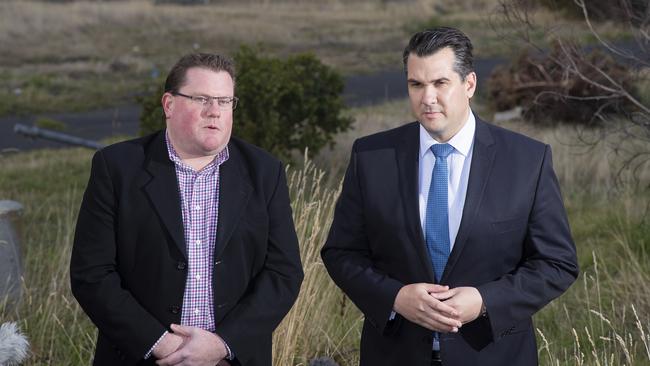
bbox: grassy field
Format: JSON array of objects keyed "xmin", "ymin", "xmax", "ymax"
[
  {"xmin": 0, "ymin": 0, "xmax": 633, "ymax": 117},
  {"xmin": 1, "ymin": 0, "xmax": 647, "ymax": 364},
  {"xmin": 1, "ymin": 97, "xmax": 649, "ymax": 365}
]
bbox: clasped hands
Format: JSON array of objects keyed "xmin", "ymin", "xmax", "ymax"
[
  {"xmin": 153, "ymin": 324, "xmax": 231, "ymax": 366},
  {"xmin": 393, "ymin": 284, "xmax": 484, "ymax": 333}
]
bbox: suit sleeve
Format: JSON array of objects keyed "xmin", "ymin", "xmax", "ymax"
[
  {"xmin": 477, "ymin": 145, "xmax": 579, "ymax": 342},
  {"xmin": 321, "ymin": 141, "xmax": 404, "ymax": 334},
  {"xmin": 216, "ymin": 161, "xmax": 304, "ymax": 361},
  {"xmin": 70, "ymin": 150, "xmax": 166, "ymax": 360}
]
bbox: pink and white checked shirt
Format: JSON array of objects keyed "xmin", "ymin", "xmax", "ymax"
[
  {"xmin": 166, "ymin": 133, "xmax": 229, "ymax": 332},
  {"xmin": 145, "ymin": 133, "xmax": 231, "ymax": 360}
]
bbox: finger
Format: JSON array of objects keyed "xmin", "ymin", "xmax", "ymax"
[
  {"xmin": 157, "ymin": 349, "xmax": 184, "ymax": 365},
  {"xmin": 429, "ymin": 289, "xmax": 455, "ymax": 301},
  {"xmin": 416, "ymin": 303, "xmax": 462, "ymax": 329},
  {"xmin": 423, "ymin": 283, "xmax": 449, "ymax": 293},
  {"xmin": 430, "ymin": 310, "xmax": 463, "ymax": 328},
  {"xmin": 416, "ymin": 315, "xmax": 459, "ymax": 333},
  {"xmin": 425, "ymin": 296, "xmax": 459, "ymax": 318},
  {"xmin": 170, "ymin": 323, "xmax": 192, "ymax": 337}
]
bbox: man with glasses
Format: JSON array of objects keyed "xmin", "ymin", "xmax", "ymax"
[
  {"xmin": 322, "ymin": 27, "xmax": 578, "ymax": 365},
  {"xmin": 71, "ymin": 53, "xmax": 304, "ymax": 366}
]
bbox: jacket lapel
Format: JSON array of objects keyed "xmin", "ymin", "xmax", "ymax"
[
  {"xmin": 214, "ymin": 143, "xmax": 252, "ymax": 260},
  {"xmin": 396, "ymin": 122, "xmax": 437, "ymax": 282},
  {"xmin": 142, "ymin": 132, "xmax": 187, "ymax": 258},
  {"xmin": 443, "ymin": 118, "xmax": 496, "ymax": 280}
]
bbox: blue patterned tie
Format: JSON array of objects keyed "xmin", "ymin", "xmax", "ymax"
[
  {"xmin": 425, "ymin": 143, "xmax": 454, "ymax": 283},
  {"xmin": 426, "ymin": 143, "xmax": 454, "ymax": 351}
]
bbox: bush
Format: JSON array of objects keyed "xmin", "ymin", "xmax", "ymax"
[
  {"xmin": 138, "ymin": 46, "xmax": 352, "ymax": 161},
  {"xmin": 137, "ymin": 82, "xmax": 165, "ymax": 138},
  {"xmin": 487, "ymin": 42, "xmax": 638, "ymax": 125},
  {"xmin": 34, "ymin": 117, "xmax": 67, "ymax": 131}
]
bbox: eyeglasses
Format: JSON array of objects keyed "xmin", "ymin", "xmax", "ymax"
[{"xmin": 172, "ymin": 92, "xmax": 238, "ymax": 110}]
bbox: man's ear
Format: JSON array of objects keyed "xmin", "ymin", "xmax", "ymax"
[
  {"xmin": 465, "ymin": 72, "xmax": 477, "ymax": 99},
  {"xmin": 161, "ymin": 92, "xmax": 174, "ymax": 119}
]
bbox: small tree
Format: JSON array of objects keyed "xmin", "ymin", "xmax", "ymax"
[
  {"xmin": 489, "ymin": 0, "xmax": 649, "ymax": 184},
  {"xmin": 488, "ymin": 41, "xmax": 638, "ymax": 126},
  {"xmin": 138, "ymin": 46, "xmax": 352, "ymax": 162}
]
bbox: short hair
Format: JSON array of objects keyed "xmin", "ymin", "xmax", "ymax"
[
  {"xmin": 164, "ymin": 53, "xmax": 236, "ymax": 94},
  {"xmin": 402, "ymin": 27, "xmax": 474, "ymax": 80}
]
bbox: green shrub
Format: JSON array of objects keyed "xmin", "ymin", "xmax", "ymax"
[
  {"xmin": 138, "ymin": 46, "xmax": 352, "ymax": 161},
  {"xmin": 34, "ymin": 117, "xmax": 67, "ymax": 131},
  {"xmin": 137, "ymin": 80, "xmax": 165, "ymax": 138}
]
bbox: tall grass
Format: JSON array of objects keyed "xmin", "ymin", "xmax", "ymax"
[
  {"xmin": 0, "ymin": 149, "xmax": 96, "ymax": 364},
  {"xmin": 272, "ymin": 155, "xmax": 361, "ymax": 365},
  {"xmin": 1, "ymin": 103, "xmax": 649, "ymax": 364}
]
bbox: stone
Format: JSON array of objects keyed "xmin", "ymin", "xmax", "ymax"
[{"xmin": 0, "ymin": 200, "xmax": 24, "ymax": 310}]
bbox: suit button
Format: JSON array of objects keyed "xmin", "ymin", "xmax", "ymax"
[
  {"xmin": 214, "ymin": 260, "xmax": 222, "ymax": 265},
  {"xmin": 217, "ymin": 303, "xmax": 228, "ymax": 309},
  {"xmin": 169, "ymin": 305, "xmax": 181, "ymax": 314},
  {"xmin": 177, "ymin": 261, "xmax": 186, "ymax": 270}
]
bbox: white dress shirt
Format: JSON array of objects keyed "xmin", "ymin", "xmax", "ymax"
[
  {"xmin": 418, "ymin": 111, "xmax": 475, "ymax": 251},
  {"xmin": 389, "ymin": 112, "xmax": 476, "ymax": 326}
]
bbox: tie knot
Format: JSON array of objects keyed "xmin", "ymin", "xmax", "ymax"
[{"xmin": 431, "ymin": 143, "xmax": 454, "ymax": 158}]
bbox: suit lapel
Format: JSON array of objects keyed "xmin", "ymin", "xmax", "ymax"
[
  {"xmin": 396, "ymin": 122, "xmax": 437, "ymax": 281},
  {"xmin": 443, "ymin": 118, "xmax": 496, "ymax": 280},
  {"xmin": 142, "ymin": 132, "xmax": 187, "ymax": 258},
  {"xmin": 214, "ymin": 143, "xmax": 252, "ymax": 260}
]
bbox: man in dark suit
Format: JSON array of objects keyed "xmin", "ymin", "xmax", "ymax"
[
  {"xmin": 71, "ymin": 53, "xmax": 303, "ymax": 366},
  {"xmin": 321, "ymin": 27, "xmax": 579, "ymax": 365}
]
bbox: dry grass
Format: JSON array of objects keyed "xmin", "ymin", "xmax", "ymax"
[
  {"xmin": 0, "ymin": 0, "xmax": 437, "ymax": 72},
  {"xmin": 1, "ymin": 100, "xmax": 649, "ymax": 365},
  {"xmin": 321, "ymin": 97, "xmax": 650, "ymax": 194},
  {"xmin": 273, "ymin": 156, "xmax": 362, "ymax": 365},
  {"xmin": 0, "ymin": 0, "xmax": 441, "ymax": 115}
]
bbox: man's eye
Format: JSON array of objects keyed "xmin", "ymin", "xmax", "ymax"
[
  {"xmin": 196, "ymin": 97, "xmax": 209, "ymax": 104},
  {"xmin": 218, "ymin": 99, "xmax": 231, "ymax": 106}
]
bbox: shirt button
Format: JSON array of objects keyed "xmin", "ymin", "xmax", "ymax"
[
  {"xmin": 195, "ymin": 274, "xmax": 201, "ymax": 280},
  {"xmin": 195, "ymin": 240, "xmax": 201, "ymax": 246},
  {"xmin": 193, "ymin": 204, "xmax": 201, "ymax": 211},
  {"xmin": 194, "ymin": 309, "xmax": 200, "ymax": 315}
]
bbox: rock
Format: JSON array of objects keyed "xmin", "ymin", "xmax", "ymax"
[
  {"xmin": 0, "ymin": 200, "xmax": 24, "ymax": 310},
  {"xmin": 309, "ymin": 356, "xmax": 340, "ymax": 366}
]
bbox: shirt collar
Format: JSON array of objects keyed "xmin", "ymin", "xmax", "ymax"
[{"xmin": 419, "ymin": 110, "xmax": 476, "ymax": 158}]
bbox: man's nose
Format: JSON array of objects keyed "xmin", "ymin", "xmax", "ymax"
[
  {"xmin": 422, "ymin": 85, "xmax": 437, "ymax": 105},
  {"xmin": 204, "ymin": 100, "xmax": 222, "ymax": 117}
]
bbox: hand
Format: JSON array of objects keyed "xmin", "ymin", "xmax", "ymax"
[
  {"xmin": 152, "ymin": 332, "xmax": 185, "ymax": 360},
  {"xmin": 441, "ymin": 286, "xmax": 484, "ymax": 324},
  {"xmin": 156, "ymin": 324, "xmax": 228, "ymax": 366},
  {"xmin": 393, "ymin": 283, "xmax": 462, "ymax": 333}
]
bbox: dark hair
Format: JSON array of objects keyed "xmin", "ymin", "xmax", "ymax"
[
  {"xmin": 402, "ymin": 27, "xmax": 474, "ymax": 80},
  {"xmin": 164, "ymin": 53, "xmax": 236, "ymax": 93}
]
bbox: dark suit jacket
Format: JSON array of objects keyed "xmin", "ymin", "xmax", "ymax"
[
  {"xmin": 321, "ymin": 118, "xmax": 578, "ymax": 366},
  {"xmin": 71, "ymin": 131, "xmax": 304, "ymax": 366}
]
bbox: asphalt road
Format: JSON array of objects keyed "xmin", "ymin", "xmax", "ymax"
[{"xmin": 0, "ymin": 58, "xmax": 504, "ymax": 152}]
